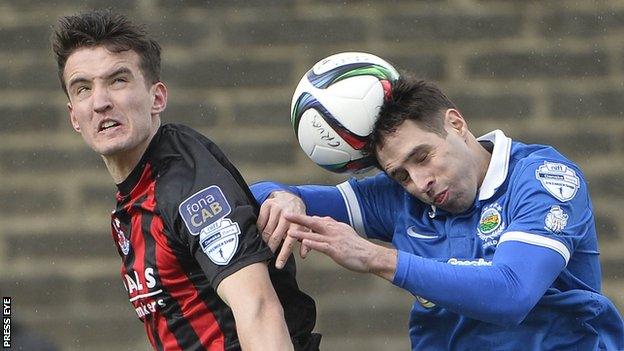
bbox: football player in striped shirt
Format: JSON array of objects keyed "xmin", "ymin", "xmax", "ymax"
[{"xmin": 53, "ymin": 10, "xmax": 319, "ymax": 351}]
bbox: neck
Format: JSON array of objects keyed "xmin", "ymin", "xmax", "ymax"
[
  {"xmin": 103, "ymin": 123, "xmax": 159, "ymax": 184},
  {"xmin": 470, "ymin": 136, "xmax": 493, "ymax": 188}
]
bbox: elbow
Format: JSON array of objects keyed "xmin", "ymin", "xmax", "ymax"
[
  {"xmin": 495, "ymin": 309, "xmax": 529, "ymax": 327},
  {"xmin": 490, "ymin": 292, "xmax": 534, "ymax": 327}
]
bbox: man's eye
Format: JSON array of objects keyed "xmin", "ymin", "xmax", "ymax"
[
  {"xmin": 76, "ymin": 86, "xmax": 89, "ymax": 94},
  {"xmin": 412, "ymin": 153, "xmax": 428, "ymax": 164},
  {"xmin": 396, "ymin": 170, "xmax": 410, "ymax": 183}
]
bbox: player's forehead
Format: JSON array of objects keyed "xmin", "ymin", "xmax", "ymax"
[
  {"xmin": 63, "ymin": 45, "xmax": 142, "ymax": 83},
  {"xmin": 377, "ymin": 121, "xmax": 441, "ymax": 163}
]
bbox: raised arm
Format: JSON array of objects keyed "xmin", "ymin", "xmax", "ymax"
[{"xmin": 251, "ymin": 181, "xmax": 351, "ymax": 268}]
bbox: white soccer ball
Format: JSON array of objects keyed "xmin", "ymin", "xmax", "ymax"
[{"xmin": 291, "ymin": 52, "xmax": 399, "ymax": 173}]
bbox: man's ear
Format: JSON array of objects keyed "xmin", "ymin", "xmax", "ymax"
[
  {"xmin": 151, "ymin": 82, "xmax": 167, "ymax": 115},
  {"xmin": 68, "ymin": 102, "xmax": 81, "ymax": 132},
  {"xmin": 445, "ymin": 109, "xmax": 467, "ymax": 136}
]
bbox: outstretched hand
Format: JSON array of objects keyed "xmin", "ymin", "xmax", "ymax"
[
  {"xmin": 285, "ymin": 213, "xmax": 397, "ymax": 280},
  {"xmin": 257, "ymin": 191, "xmax": 311, "ymax": 269}
]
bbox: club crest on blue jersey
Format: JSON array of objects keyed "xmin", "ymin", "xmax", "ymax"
[
  {"xmin": 535, "ymin": 161, "xmax": 580, "ymax": 202},
  {"xmin": 199, "ymin": 218, "xmax": 241, "ymax": 265},
  {"xmin": 113, "ymin": 217, "xmax": 130, "ymax": 255},
  {"xmin": 545, "ymin": 205, "xmax": 568, "ymax": 233},
  {"xmin": 179, "ymin": 185, "xmax": 232, "ymax": 236},
  {"xmin": 477, "ymin": 203, "xmax": 505, "ymax": 248}
]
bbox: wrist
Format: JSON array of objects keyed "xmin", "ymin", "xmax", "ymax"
[
  {"xmin": 366, "ymin": 244, "xmax": 397, "ymax": 282},
  {"xmin": 270, "ymin": 190, "xmax": 306, "ymax": 213},
  {"xmin": 268, "ymin": 190, "xmax": 290, "ymax": 199}
]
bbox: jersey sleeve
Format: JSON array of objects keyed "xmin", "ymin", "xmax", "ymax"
[
  {"xmin": 342, "ymin": 172, "xmax": 403, "ymax": 241},
  {"xmin": 251, "ymin": 172, "xmax": 402, "ymax": 242},
  {"xmin": 500, "ymin": 160, "xmax": 594, "ymax": 265},
  {"xmin": 392, "ymin": 240, "xmax": 566, "ymax": 326},
  {"xmin": 250, "ymin": 181, "xmax": 354, "ymax": 232},
  {"xmin": 158, "ymin": 129, "xmax": 273, "ymax": 289}
]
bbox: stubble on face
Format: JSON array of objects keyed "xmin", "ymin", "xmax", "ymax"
[{"xmin": 376, "ymin": 119, "xmax": 481, "ymax": 214}]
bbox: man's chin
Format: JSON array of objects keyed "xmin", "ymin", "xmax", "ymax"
[
  {"xmin": 94, "ymin": 143, "xmax": 128, "ymax": 157},
  {"xmin": 440, "ymin": 198, "xmax": 473, "ymax": 214}
]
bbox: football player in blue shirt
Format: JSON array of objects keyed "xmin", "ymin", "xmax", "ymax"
[{"xmin": 252, "ymin": 77, "xmax": 624, "ymax": 350}]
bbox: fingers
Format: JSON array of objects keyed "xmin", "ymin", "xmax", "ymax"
[
  {"xmin": 257, "ymin": 202, "xmax": 270, "ymax": 232},
  {"xmin": 300, "ymin": 239, "xmax": 331, "ymax": 255},
  {"xmin": 288, "ymin": 228, "xmax": 327, "ymax": 243},
  {"xmin": 267, "ymin": 217, "xmax": 290, "ymax": 252},
  {"xmin": 286, "ymin": 229, "xmax": 331, "ymax": 254},
  {"xmin": 284, "ymin": 213, "xmax": 328, "ymax": 232},
  {"xmin": 275, "ymin": 236, "xmax": 297, "ymax": 269},
  {"xmin": 262, "ymin": 207, "xmax": 280, "ymax": 242},
  {"xmin": 300, "ymin": 242, "xmax": 311, "ymax": 259}
]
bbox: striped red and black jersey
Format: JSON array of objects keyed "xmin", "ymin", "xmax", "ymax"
[{"xmin": 111, "ymin": 123, "xmax": 317, "ymax": 351}]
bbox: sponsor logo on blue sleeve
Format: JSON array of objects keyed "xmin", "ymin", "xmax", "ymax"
[
  {"xmin": 179, "ymin": 186, "xmax": 231, "ymax": 236},
  {"xmin": 535, "ymin": 162, "xmax": 580, "ymax": 202}
]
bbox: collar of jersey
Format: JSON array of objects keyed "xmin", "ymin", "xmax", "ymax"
[{"xmin": 476, "ymin": 129, "xmax": 512, "ymax": 201}]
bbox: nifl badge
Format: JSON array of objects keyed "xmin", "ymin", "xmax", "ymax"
[{"xmin": 199, "ymin": 218, "xmax": 242, "ymax": 265}]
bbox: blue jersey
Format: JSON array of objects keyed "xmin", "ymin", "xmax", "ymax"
[{"xmin": 252, "ymin": 130, "xmax": 624, "ymax": 350}]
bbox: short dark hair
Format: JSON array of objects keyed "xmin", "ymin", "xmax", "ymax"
[
  {"xmin": 52, "ymin": 10, "xmax": 161, "ymax": 96},
  {"xmin": 363, "ymin": 76, "xmax": 457, "ymax": 169}
]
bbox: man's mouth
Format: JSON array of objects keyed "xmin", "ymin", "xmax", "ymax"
[
  {"xmin": 433, "ymin": 190, "xmax": 448, "ymax": 206},
  {"xmin": 99, "ymin": 120, "xmax": 121, "ymax": 132}
]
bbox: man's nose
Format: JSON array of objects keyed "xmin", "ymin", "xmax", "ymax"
[
  {"xmin": 93, "ymin": 86, "xmax": 112, "ymax": 113},
  {"xmin": 410, "ymin": 169, "xmax": 434, "ymax": 196}
]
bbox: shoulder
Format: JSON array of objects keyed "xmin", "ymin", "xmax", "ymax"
[
  {"xmin": 348, "ymin": 171, "xmax": 420, "ymax": 209},
  {"xmin": 159, "ymin": 123, "xmax": 216, "ymax": 144},
  {"xmin": 155, "ymin": 123, "xmax": 231, "ymax": 181},
  {"xmin": 510, "ymin": 141, "xmax": 582, "ymax": 176},
  {"xmin": 155, "ymin": 123, "xmax": 224, "ymax": 163},
  {"xmin": 507, "ymin": 141, "xmax": 586, "ymax": 202},
  {"xmin": 152, "ymin": 124, "xmax": 238, "ymax": 216}
]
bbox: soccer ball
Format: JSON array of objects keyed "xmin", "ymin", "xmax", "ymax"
[{"xmin": 291, "ymin": 52, "xmax": 400, "ymax": 174}]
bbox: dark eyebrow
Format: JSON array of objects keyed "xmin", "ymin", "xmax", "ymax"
[
  {"xmin": 67, "ymin": 76, "xmax": 89, "ymax": 90},
  {"xmin": 402, "ymin": 144, "xmax": 432, "ymax": 165},
  {"xmin": 68, "ymin": 67, "xmax": 133, "ymax": 90},
  {"xmin": 108, "ymin": 67, "xmax": 133, "ymax": 79},
  {"xmin": 387, "ymin": 144, "xmax": 432, "ymax": 178}
]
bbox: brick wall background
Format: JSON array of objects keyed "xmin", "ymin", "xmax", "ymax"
[{"xmin": 0, "ymin": 1, "xmax": 623, "ymax": 350}]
